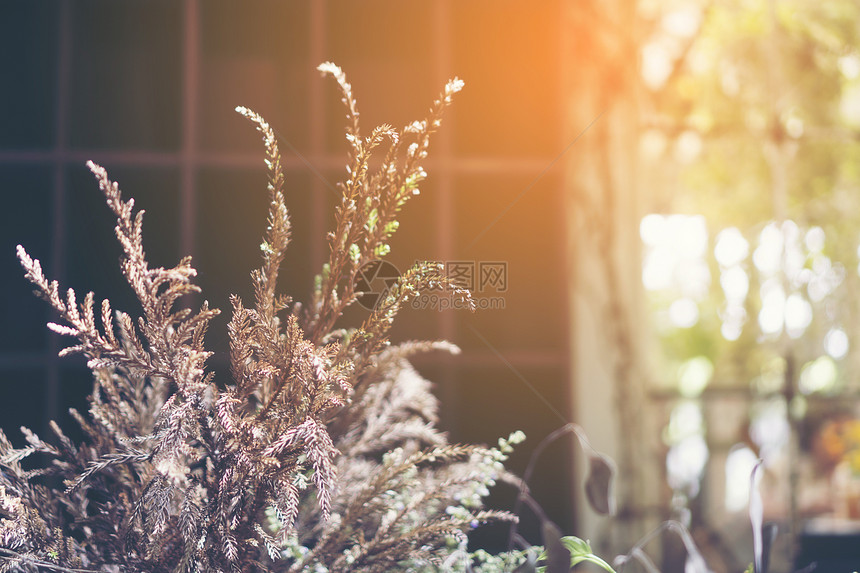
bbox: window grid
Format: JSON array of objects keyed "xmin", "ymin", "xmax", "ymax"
[{"xmin": 0, "ymin": 0, "xmax": 569, "ymax": 422}]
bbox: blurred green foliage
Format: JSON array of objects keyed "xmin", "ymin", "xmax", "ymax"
[{"xmin": 644, "ymin": 0, "xmax": 860, "ymax": 394}]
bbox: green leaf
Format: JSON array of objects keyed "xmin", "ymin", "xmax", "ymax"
[
  {"xmin": 560, "ymin": 536, "xmax": 591, "ymax": 554},
  {"xmin": 561, "ymin": 536, "xmax": 616, "ymax": 573},
  {"xmin": 383, "ymin": 220, "xmax": 399, "ymax": 235},
  {"xmin": 542, "ymin": 521, "xmax": 570, "ymax": 573},
  {"xmin": 366, "ymin": 207, "xmax": 378, "ymax": 232},
  {"xmin": 374, "ymin": 244, "xmax": 391, "ymax": 257},
  {"xmin": 348, "ymin": 243, "xmax": 361, "ymax": 263}
]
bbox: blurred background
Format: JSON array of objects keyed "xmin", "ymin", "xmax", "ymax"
[{"xmin": 3, "ymin": 1, "xmax": 860, "ymax": 570}]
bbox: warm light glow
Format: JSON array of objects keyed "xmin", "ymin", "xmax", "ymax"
[
  {"xmin": 643, "ymin": 250, "xmax": 675, "ymax": 291},
  {"xmin": 758, "ymin": 280, "xmax": 786, "ymax": 335},
  {"xmin": 640, "ymin": 213, "xmax": 668, "ymax": 246},
  {"xmin": 669, "ymin": 298, "xmax": 700, "ymax": 328},
  {"xmin": 666, "ymin": 435, "xmax": 709, "ymax": 493},
  {"xmin": 674, "ymin": 130, "xmax": 703, "ymax": 163},
  {"xmin": 784, "ymin": 112, "xmax": 804, "ymax": 139},
  {"xmin": 724, "ymin": 446, "xmax": 759, "ymax": 512},
  {"xmin": 824, "ymin": 328, "xmax": 849, "ymax": 359},
  {"xmin": 720, "ymin": 266, "xmax": 749, "ymax": 303},
  {"xmin": 749, "ymin": 401, "xmax": 790, "ymax": 460},
  {"xmin": 714, "ymin": 227, "xmax": 749, "ymax": 267},
  {"xmin": 642, "ymin": 42, "xmax": 674, "ymax": 89},
  {"xmin": 666, "ymin": 401, "xmax": 703, "ymax": 443},
  {"xmin": 753, "ymin": 223, "xmax": 783, "ymax": 276},
  {"xmin": 661, "ymin": 7, "xmax": 701, "ymax": 38},
  {"xmin": 720, "ymin": 62, "xmax": 741, "ymax": 97},
  {"xmin": 640, "ymin": 129, "xmax": 668, "ymax": 159},
  {"xmin": 784, "ymin": 293, "xmax": 813, "ymax": 339},
  {"xmin": 641, "ymin": 214, "xmax": 710, "ymax": 299},
  {"xmin": 805, "ymin": 226, "xmax": 825, "ymax": 252},
  {"xmin": 841, "ymin": 85, "xmax": 860, "ymax": 127},
  {"xmin": 809, "ymin": 256, "xmax": 842, "ymax": 302},
  {"xmin": 720, "ymin": 306, "xmax": 745, "ymax": 341},
  {"xmin": 678, "ymin": 356, "xmax": 713, "ymax": 397},
  {"xmin": 839, "ymin": 54, "xmax": 860, "ymax": 79},
  {"xmin": 799, "ymin": 356, "xmax": 839, "ymax": 395}
]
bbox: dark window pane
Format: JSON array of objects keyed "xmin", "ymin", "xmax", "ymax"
[
  {"xmin": 68, "ymin": 0, "xmax": 182, "ymax": 150},
  {"xmin": 385, "ymin": 180, "xmax": 450, "ymax": 344},
  {"xmin": 0, "ymin": 2, "xmax": 59, "ymax": 149},
  {"xmin": 431, "ymin": 363, "xmax": 572, "ymax": 550},
  {"xmin": 195, "ymin": 168, "xmax": 314, "ymax": 367},
  {"xmin": 452, "ymin": 172, "xmax": 566, "ymax": 353},
  {"xmin": 63, "ymin": 164, "xmax": 181, "ymax": 315},
  {"xmin": 451, "ymin": 1, "xmax": 562, "ymax": 156},
  {"xmin": 0, "ymin": 166, "xmax": 54, "ymax": 353},
  {"xmin": 0, "ymin": 368, "xmax": 47, "ymax": 447},
  {"xmin": 200, "ymin": 0, "xmax": 311, "ymax": 153},
  {"xmin": 324, "ymin": 1, "xmax": 436, "ymax": 153},
  {"xmin": 56, "ymin": 364, "xmax": 93, "ymax": 445}
]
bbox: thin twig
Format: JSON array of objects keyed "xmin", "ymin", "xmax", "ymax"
[{"xmin": 0, "ymin": 548, "xmax": 107, "ymax": 573}]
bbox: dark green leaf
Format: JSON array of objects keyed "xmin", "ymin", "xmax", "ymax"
[
  {"xmin": 584, "ymin": 453, "xmax": 616, "ymax": 516},
  {"xmin": 542, "ymin": 520, "xmax": 570, "ymax": 573}
]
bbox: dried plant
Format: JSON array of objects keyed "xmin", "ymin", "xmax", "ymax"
[{"xmin": 0, "ymin": 63, "xmax": 538, "ymax": 573}]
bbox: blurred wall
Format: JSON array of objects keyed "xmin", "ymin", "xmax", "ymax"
[{"xmin": 563, "ymin": 0, "xmax": 662, "ymax": 551}]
